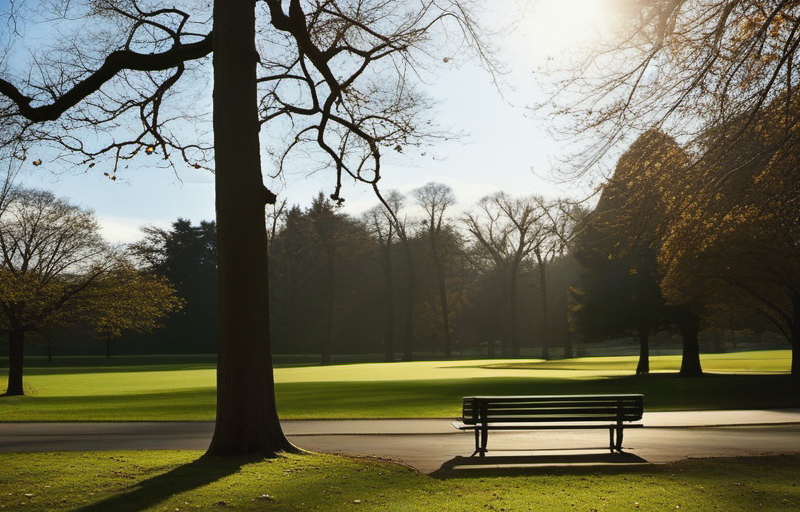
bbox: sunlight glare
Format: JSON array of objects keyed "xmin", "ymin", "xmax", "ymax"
[{"xmin": 519, "ymin": 0, "xmax": 611, "ymax": 59}]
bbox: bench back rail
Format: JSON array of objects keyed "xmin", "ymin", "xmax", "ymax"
[{"xmin": 462, "ymin": 394, "xmax": 644, "ymax": 426}]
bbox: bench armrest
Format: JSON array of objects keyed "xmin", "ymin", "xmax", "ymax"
[{"xmin": 452, "ymin": 420, "xmax": 475, "ymax": 430}]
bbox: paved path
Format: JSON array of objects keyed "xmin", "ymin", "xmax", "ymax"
[{"xmin": 2, "ymin": 410, "xmax": 799, "ymax": 474}]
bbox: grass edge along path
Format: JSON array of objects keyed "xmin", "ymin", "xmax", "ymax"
[{"xmin": 0, "ymin": 451, "xmax": 798, "ymax": 511}]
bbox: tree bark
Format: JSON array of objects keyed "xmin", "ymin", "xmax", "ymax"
[
  {"xmin": 563, "ymin": 328, "xmax": 572, "ymax": 359},
  {"xmin": 537, "ymin": 254, "xmax": 550, "ymax": 360},
  {"xmin": 495, "ymin": 280, "xmax": 509, "ymax": 357},
  {"xmin": 509, "ymin": 272, "xmax": 520, "ymax": 358},
  {"xmin": 635, "ymin": 326, "xmax": 650, "ymax": 375},
  {"xmin": 792, "ymin": 316, "xmax": 799, "ymax": 380},
  {"xmin": 321, "ymin": 246, "xmax": 334, "ymax": 366},
  {"xmin": 206, "ymin": 0, "xmax": 296, "ymax": 456},
  {"xmin": 4, "ymin": 330, "xmax": 25, "ymax": 396},
  {"xmin": 678, "ymin": 310, "xmax": 703, "ymax": 377},
  {"xmin": 381, "ymin": 240, "xmax": 395, "ymax": 362},
  {"xmin": 401, "ymin": 239, "xmax": 415, "ymax": 361},
  {"xmin": 430, "ymin": 231, "xmax": 452, "ymax": 358},
  {"xmin": 791, "ymin": 293, "xmax": 799, "ymax": 379}
]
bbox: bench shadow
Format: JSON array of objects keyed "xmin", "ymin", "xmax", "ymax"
[
  {"xmin": 73, "ymin": 454, "xmax": 261, "ymax": 512},
  {"xmin": 431, "ymin": 452, "xmax": 649, "ymax": 479}
]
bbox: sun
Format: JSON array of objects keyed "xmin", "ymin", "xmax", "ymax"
[{"xmin": 512, "ymin": 0, "xmax": 612, "ymax": 60}]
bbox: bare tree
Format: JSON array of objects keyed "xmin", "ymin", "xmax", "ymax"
[
  {"xmin": 266, "ymin": 199, "xmax": 288, "ymax": 254},
  {"xmin": 363, "ymin": 201, "xmax": 397, "ymax": 362},
  {"xmin": 0, "ymin": 0, "xmax": 493, "ymax": 455},
  {"xmin": 530, "ymin": 196, "xmax": 575, "ymax": 359},
  {"xmin": 413, "ymin": 182, "xmax": 456, "ymax": 357},
  {"xmin": 464, "ymin": 192, "xmax": 545, "ymax": 358},
  {"xmin": 380, "ymin": 189, "xmax": 417, "ymax": 361}
]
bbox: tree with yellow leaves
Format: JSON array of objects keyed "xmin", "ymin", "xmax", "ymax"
[
  {"xmin": 659, "ymin": 95, "xmax": 800, "ymax": 377},
  {"xmin": 0, "ymin": 187, "xmax": 181, "ymax": 396},
  {"xmin": 85, "ymin": 262, "xmax": 184, "ymax": 358},
  {"xmin": 572, "ymin": 129, "xmax": 716, "ymax": 375}
]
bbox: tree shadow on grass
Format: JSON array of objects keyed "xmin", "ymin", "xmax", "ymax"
[
  {"xmin": 431, "ymin": 452, "xmax": 648, "ymax": 479},
  {"xmin": 74, "ymin": 454, "xmax": 261, "ymax": 512}
]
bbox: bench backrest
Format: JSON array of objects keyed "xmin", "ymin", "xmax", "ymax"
[{"xmin": 461, "ymin": 394, "xmax": 644, "ymax": 425}]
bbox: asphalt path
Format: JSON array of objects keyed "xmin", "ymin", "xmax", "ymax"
[{"xmin": 2, "ymin": 410, "xmax": 799, "ymax": 474}]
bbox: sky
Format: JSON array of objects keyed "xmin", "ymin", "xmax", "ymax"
[{"xmin": 7, "ymin": 0, "xmax": 616, "ymax": 244}]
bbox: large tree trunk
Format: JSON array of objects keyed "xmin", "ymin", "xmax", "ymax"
[
  {"xmin": 791, "ymin": 294, "xmax": 799, "ymax": 379},
  {"xmin": 792, "ymin": 318, "xmax": 799, "ymax": 380},
  {"xmin": 495, "ymin": 281, "xmax": 509, "ymax": 357},
  {"xmin": 635, "ymin": 326, "xmax": 650, "ymax": 375},
  {"xmin": 430, "ymin": 233, "xmax": 452, "ymax": 358},
  {"xmin": 563, "ymin": 329, "xmax": 572, "ymax": 359},
  {"xmin": 537, "ymin": 255, "xmax": 550, "ymax": 360},
  {"xmin": 382, "ymin": 242, "xmax": 395, "ymax": 362},
  {"xmin": 678, "ymin": 310, "xmax": 703, "ymax": 377},
  {"xmin": 321, "ymin": 246, "xmax": 334, "ymax": 366},
  {"xmin": 509, "ymin": 273, "xmax": 520, "ymax": 358},
  {"xmin": 4, "ymin": 330, "xmax": 25, "ymax": 396},
  {"xmin": 206, "ymin": 0, "xmax": 296, "ymax": 456},
  {"xmin": 430, "ymin": 234, "xmax": 453, "ymax": 359},
  {"xmin": 401, "ymin": 240, "xmax": 415, "ymax": 361}
]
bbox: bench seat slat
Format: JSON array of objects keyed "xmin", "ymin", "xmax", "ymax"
[
  {"xmin": 461, "ymin": 415, "xmax": 642, "ymax": 423},
  {"xmin": 463, "ymin": 394, "xmax": 643, "ymax": 402},
  {"xmin": 452, "ymin": 420, "xmax": 644, "ymax": 431},
  {"xmin": 464, "ymin": 396, "xmax": 642, "ymax": 402},
  {"xmin": 464, "ymin": 402, "xmax": 642, "ymax": 412},
  {"xmin": 463, "ymin": 409, "xmax": 642, "ymax": 421},
  {"xmin": 465, "ymin": 399, "xmax": 642, "ymax": 408},
  {"xmin": 468, "ymin": 406, "xmax": 642, "ymax": 415},
  {"xmin": 461, "ymin": 415, "xmax": 642, "ymax": 424}
]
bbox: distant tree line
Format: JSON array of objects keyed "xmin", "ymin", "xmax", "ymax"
[
  {"xmin": 5, "ymin": 138, "xmax": 795, "ymax": 380},
  {"xmin": 122, "ymin": 187, "xmax": 579, "ymax": 363},
  {"xmin": 7, "ymin": 120, "xmax": 793, "ymax": 379},
  {"xmin": 117, "ymin": 128, "xmax": 796, "ymax": 379}
]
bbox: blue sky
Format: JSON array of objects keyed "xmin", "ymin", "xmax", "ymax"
[{"xmin": 4, "ymin": 0, "xmax": 612, "ymax": 243}]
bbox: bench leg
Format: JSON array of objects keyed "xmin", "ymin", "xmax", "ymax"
[
  {"xmin": 471, "ymin": 427, "xmax": 489, "ymax": 457},
  {"xmin": 609, "ymin": 425, "xmax": 625, "ymax": 453}
]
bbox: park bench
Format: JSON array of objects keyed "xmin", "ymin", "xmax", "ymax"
[{"xmin": 452, "ymin": 394, "xmax": 644, "ymax": 456}]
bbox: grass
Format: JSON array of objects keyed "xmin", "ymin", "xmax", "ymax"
[
  {"xmin": 0, "ymin": 450, "xmax": 798, "ymax": 511},
  {"xmin": 1, "ymin": 352, "xmax": 798, "ymax": 511},
  {"xmin": 1, "ymin": 351, "xmax": 797, "ymax": 422}
]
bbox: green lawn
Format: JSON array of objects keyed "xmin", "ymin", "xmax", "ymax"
[
  {"xmin": 1, "ymin": 352, "xmax": 798, "ymax": 511},
  {"xmin": 1, "ymin": 351, "xmax": 796, "ymax": 421},
  {"xmin": 1, "ymin": 451, "xmax": 798, "ymax": 511}
]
